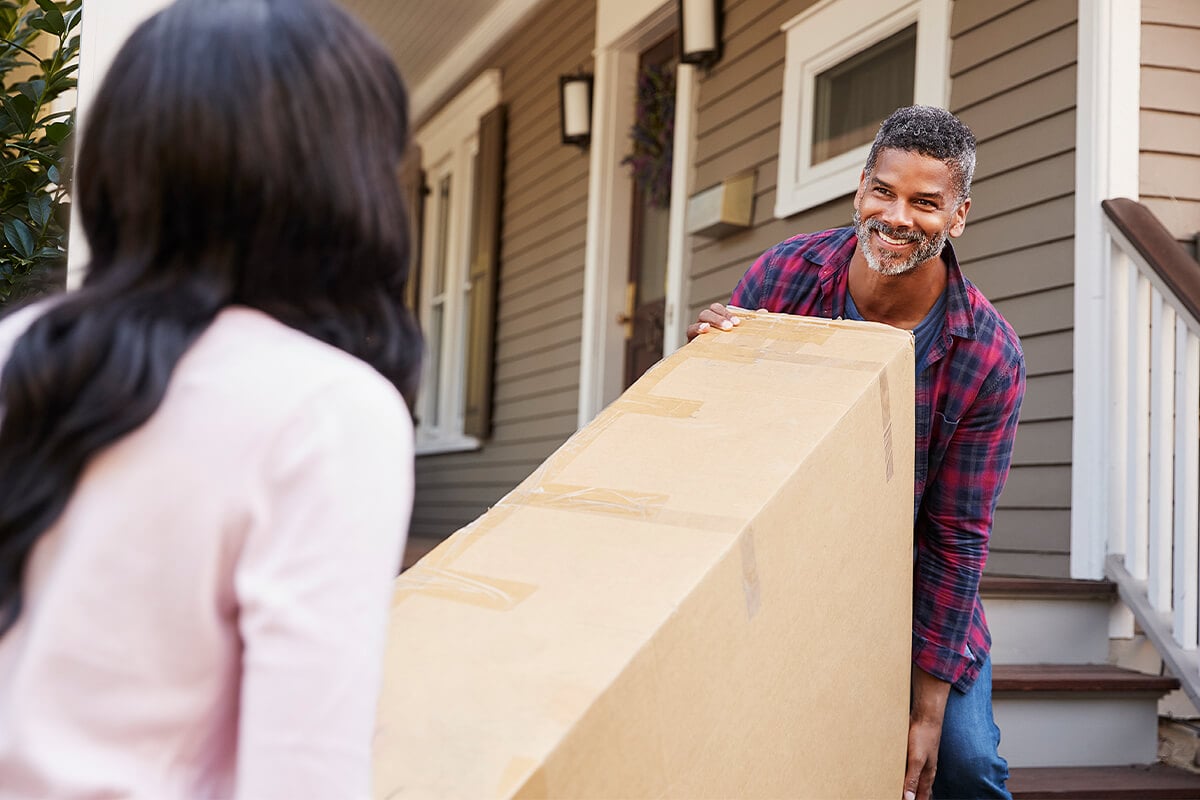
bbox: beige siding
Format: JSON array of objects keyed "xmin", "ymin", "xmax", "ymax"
[
  {"xmin": 951, "ymin": 1, "xmax": 1077, "ymax": 579},
  {"xmin": 1141, "ymin": 2, "xmax": 1200, "ymax": 254},
  {"xmin": 408, "ymin": 0, "xmax": 594, "ymax": 540}
]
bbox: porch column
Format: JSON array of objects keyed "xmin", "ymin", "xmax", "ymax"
[{"xmin": 67, "ymin": 0, "xmax": 173, "ymax": 288}]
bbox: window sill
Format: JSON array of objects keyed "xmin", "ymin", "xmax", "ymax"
[{"xmin": 415, "ymin": 432, "xmax": 482, "ymax": 457}]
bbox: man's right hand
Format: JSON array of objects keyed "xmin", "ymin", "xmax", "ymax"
[{"xmin": 685, "ymin": 303, "xmax": 743, "ymax": 341}]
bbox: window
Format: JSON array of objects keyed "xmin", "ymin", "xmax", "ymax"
[
  {"xmin": 413, "ymin": 70, "xmax": 503, "ymax": 455},
  {"xmin": 775, "ymin": 0, "xmax": 950, "ymax": 218}
]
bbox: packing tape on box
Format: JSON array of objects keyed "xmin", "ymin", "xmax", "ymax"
[
  {"xmin": 880, "ymin": 369, "xmax": 894, "ymax": 482},
  {"xmin": 393, "ymin": 566, "xmax": 537, "ymax": 611}
]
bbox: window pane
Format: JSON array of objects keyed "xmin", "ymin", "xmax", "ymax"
[
  {"xmin": 812, "ymin": 24, "xmax": 916, "ymax": 165},
  {"xmin": 433, "ymin": 175, "xmax": 452, "ymax": 296}
]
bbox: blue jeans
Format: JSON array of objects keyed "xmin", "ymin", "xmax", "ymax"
[{"xmin": 932, "ymin": 656, "xmax": 1011, "ymax": 800}]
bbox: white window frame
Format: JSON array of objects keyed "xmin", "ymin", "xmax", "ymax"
[
  {"xmin": 413, "ymin": 70, "xmax": 501, "ymax": 455},
  {"xmin": 775, "ymin": 0, "xmax": 950, "ymax": 219}
]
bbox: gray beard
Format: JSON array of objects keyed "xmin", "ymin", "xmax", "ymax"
[{"xmin": 853, "ymin": 209, "xmax": 950, "ymax": 276}]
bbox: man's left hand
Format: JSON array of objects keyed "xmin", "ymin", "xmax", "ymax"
[{"xmin": 904, "ymin": 665, "xmax": 950, "ymax": 800}]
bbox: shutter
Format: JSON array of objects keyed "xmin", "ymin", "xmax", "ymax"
[
  {"xmin": 400, "ymin": 140, "xmax": 426, "ymax": 319},
  {"xmin": 462, "ymin": 105, "xmax": 505, "ymax": 440}
]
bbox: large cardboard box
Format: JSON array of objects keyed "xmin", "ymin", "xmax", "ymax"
[{"xmin": 373, "ymin": 313, "xmax": 915, "ymax": 799}]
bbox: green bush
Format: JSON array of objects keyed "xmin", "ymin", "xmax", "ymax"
[{"xmin": 0, "ymin": 0, "xmax": 80, "ymax": 306}]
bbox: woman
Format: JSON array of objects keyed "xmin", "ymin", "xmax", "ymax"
[{"xmin": 0, "ymin": 0, "xmax": 420, "ymax": 796}]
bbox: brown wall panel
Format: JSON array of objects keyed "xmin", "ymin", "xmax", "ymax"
[
  {"xmin": 963, "ymin": 238, "xmax": 1074, "ymax": 302},
  {"xmin": 1144, "ymin": 0, "xmax": 1200, "ymax": 26},
  {"xmin": 1012, "ymin": 419, "xmax": 1073, "ymax": 466},
  {"xmin": 1141, "ymin": 110, "xmax": 1200, "ymax": 156},
  {"xmin": 950, "ymin": 0, "xmax": 1075, "ymax": 74},
  {"xmin": 973, "ymin": 109, "xmax": 1075, "ymax": 180},
  {"xmin": 1143, "ymin": 23, "xmax": 1200, "ymax": 70}
]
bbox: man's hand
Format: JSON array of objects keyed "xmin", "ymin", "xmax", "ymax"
[
  {"xmin": 685, "ymin": 303, "xmax": 743, "ymax": 341},
  {"xmin": 904, "ymin": 665, "xmax": 951, "ymax": 800}
]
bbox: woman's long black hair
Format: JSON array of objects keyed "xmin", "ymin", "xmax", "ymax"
[{"xmin": 0, "ymin": 0, "xmax": 422, "ymax": 635}]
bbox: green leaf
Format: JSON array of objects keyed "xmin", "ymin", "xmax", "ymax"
[
  {"xmin": 32, "ymin": 0, "xmax": 57, "ymax": 13},
  {"xmin": 44, "ymin": 10, "xmax": 66, "ymax": 35},
  {"xmin": 44, "ymin": 121, "xmax": 68, "ymax": 144},
  {"xmin": 46, "ymin": 164, "xmax": 59, "ymax": 184},
  {"xmin": 18, "ymin": 79, "xmax": 44, "ymax": 104},
  {"xmin": 3, "ymin": 92, "xmax": 34, "ymax": 132},
  {"xmin": 28, "ymin": 193, "xmax": 49, "ymax": 227},
  {"xmin": 5, "ymin": 218, "xmax": 34, "ymax": 258}
]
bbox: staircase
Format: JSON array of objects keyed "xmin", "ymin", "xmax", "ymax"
[{"xmin": 982, "ymin": 576, "xmax": 1200, "ymax": 798}]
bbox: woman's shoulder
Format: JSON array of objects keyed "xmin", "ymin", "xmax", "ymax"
[{"xmin": 183, "ymin": 306, "xmax": 410, "ymax": 428}]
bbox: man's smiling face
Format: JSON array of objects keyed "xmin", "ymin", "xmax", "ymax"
[{"xmin": 852, "ymin": 148, "xmax": 971, "ymax": 277}]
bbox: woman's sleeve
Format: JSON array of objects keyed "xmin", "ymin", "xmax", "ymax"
[{"xmin": 232, "ymin": 377, "xmax": 413, "ymax": 800}]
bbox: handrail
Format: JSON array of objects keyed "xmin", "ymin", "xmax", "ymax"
[
  {"xmin": 1103, "ymin": 198, "xmax": 1200, "ymax": 321},
  {"xmin": 1101, "ymin": 197, "xmax": 1200, "ymax": 710}
]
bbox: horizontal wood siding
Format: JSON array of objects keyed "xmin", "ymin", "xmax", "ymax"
[
  {"xmin": 952, "ymin": 0, "xmax": 1077, "ymax": 578},
  {"xmin": 686, "ymin": 0, "xmax": 1077, "ymax": 578},
  {"xmin": 408, "ymin": 0, "xmax": 594, "ymax": 541},
  {"xmin": 687, "ymin": 0, "xmax": 836, "ymax": 319},
  {"xmin": 1141, "ymin": 0, "xmax": 1200, "ymax": 256}
]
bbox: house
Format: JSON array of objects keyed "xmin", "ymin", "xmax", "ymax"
[
  {"xmin": 79, "ymin": 0, "xmax": 1200, "ymax": 794},
  {"xmin": 347, "ymin": 0, "xmax": 1200, "ymax": 792}
]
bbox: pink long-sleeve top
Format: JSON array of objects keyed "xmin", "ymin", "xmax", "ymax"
[{"xmin": 0, "ymin": 305, "xmax": 414, "ymax": 799}]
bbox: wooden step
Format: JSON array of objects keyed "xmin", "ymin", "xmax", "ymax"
[
  {"xmin": 983, "ymin": 578, "xmax": 1117, "ymax": 665},
  {"xmin": 994, "ymin": 665, "xmax": 1176, "ymax": 767},
  {"xmin": 981, "ymin": 575, "xmax": 1118, "ymax": 600},
  {"xmin": 1009, "ymin": 763, "xmax": 1200, "ymax": 798},
  {"xmin": 993, "ymin": 664, "xmax": 1179, "ymax": 694}
]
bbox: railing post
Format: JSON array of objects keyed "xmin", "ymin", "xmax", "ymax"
[
  {"xmin": 1109, "ymin": 249, "xmax": 1131, "ymax": 561},
  {"xmin": 1126, "ymin": 273, "xmax": 1152, "ymax": 580},
  {"xmin": 1148, "ymin": 292, "xmax": 1175, "ymax": 612},
  {"xmin": 1175, "ymin": 320, "xmax": 1200, "ymax": 650}
]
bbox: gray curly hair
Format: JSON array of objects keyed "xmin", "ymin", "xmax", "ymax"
[{"xmin": 864, "ymin": 105, "xmax": 977, "ymax": 204}]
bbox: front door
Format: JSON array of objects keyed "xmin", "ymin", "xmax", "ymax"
[{"xmin": 622, "ymin": 35, "xmax": 676, "ymax": 389}]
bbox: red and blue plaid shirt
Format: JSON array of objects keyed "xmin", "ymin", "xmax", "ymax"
[{"xmin": 731, "ymin": 226, "xmax": 1025, "ymax": 691}]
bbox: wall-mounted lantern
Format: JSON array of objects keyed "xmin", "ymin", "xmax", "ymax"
[
  {"xmin": 677, "ymin": 0, "xmax": 723, "ymax": 69},
  {"xmin": 559, "ymin": 73, "xmax": 593, "ymax": 149}
]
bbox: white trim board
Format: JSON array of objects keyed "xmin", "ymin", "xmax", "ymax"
[
  {"xmin": 1071, "ymin": 0, "xmax": 1140, "ymax": 581},
  {"xmin": 775, "ymin": 0, "xmax": 950, "ymax": 218},
  {"xmin": 579, "ymin": 0, "xmax": 697, "ymax": 428}
]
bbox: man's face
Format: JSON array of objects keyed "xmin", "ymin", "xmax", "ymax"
[{"xmin": 852, "ymin": 148, "xmax": 971, "ymax": 277}]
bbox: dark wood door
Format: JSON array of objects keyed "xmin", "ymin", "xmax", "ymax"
[{"xmin": 622, "ymin": 35, "xmax": 676, "ymax": 389}]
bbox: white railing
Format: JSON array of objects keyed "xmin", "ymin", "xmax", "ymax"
[{"xmin": 1103, "ymin": 198, "xmax": 1200, "ymax": 709}]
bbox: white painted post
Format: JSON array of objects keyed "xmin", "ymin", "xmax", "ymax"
[
  {"xmin": 1174, "ymin": 320, "xmax": 1200, "ymax": 650},
  {"xmin": 1126, "ymin": 273, "xmax": 1152, "ymax": 580},
  {"xmin": 1071, "ymin": 0, "xmax": 1140, "ymax": 580},
  {"xmin": 663, "ymin": 62, "xmax": 697, "ymax": 356},
  {"xmin": 1148, "ymin": 293, "xmax": 1175, "ymax": 612}
]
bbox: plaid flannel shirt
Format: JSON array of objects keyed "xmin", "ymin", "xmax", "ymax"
[{"xmin": 730, "ymin": 226, "xmax": 1025, "ymax": 691}]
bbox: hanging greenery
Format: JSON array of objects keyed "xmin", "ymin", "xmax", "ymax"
[
  {"xmin": 621, "ymin": 62, "xmax": 674, "ymax": 209},
  {"xmin": 0, "ymin": 0, "xmax": 81, "ymax": 307}
]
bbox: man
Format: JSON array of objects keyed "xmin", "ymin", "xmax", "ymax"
[{"xmin": 688, "ymin": 106, "xmax": 1023, "ymax": 800}]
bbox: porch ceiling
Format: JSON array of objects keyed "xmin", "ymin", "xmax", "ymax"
[{"xmin": 338, "ymin": 0, "xmax": 516, "ymax": 120}]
